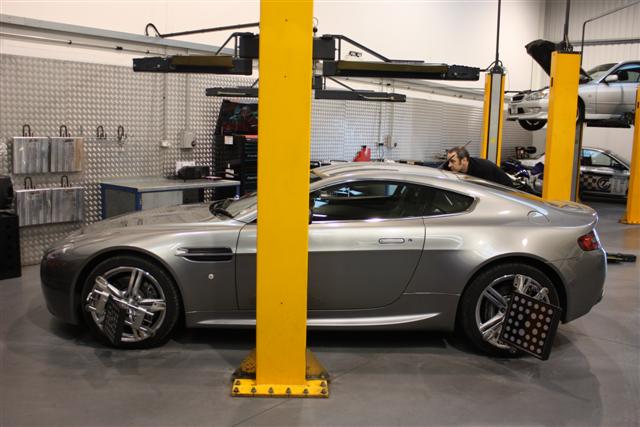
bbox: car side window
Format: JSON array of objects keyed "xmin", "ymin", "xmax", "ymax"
[
  {"xmin": 310, "ymin": 181, "xmax": 429, "ymax": 222},
  {"xmin": 423, "ymin": 187, "xmax": 475, "ymax": 216},
  {"xmin": 585, "ymin": 150, "xmax": 614, "ymax": 167},
  {"xmin": 613, "ymin": 64, "xmax": 640, "ymax": 83}
]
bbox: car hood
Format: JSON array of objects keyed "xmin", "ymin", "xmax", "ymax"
[
  {"xmin": 78, "ymin": 203, "xmax": 220, "ymax": 235},
  {"xmin": 525, "ymin": 39, "xmax": 589, "ymax": 81}
]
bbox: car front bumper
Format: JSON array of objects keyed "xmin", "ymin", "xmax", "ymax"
[
  {"xmin": 507, "ymin": 98, "xmax": 549, "ymax": 121},
  {"xmin": 40, "ymin": 247, "xmax": 84, "ymax": 325}
]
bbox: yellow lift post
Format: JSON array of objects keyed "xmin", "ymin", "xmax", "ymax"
[
  {"xmin": 542, "ymin": 51, "xmax": 582, "ymax": 201},
  {"xmin": 621, "ymin": 88, "xmax": 640, "ymax": 224},
  {"xmin": 480, "ymin": 68, "xmax": 505, "ymax": 164},
  {"xmin": 231, "ymin": 0, "xmax": 329, "ymax": 398}
]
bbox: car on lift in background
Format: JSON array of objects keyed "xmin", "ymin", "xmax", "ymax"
[
  {"xmin": 519, "ymin": 147, "xmax": 631, "ymax": 198},
  {"xmin": 508, "ymin": 60, "xmax": 640, "ymax": 131},
  {"xmin": 506, "ymin": 39, "xmax": 639, "ymax": 131}
]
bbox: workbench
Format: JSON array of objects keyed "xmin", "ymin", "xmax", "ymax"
[{"xmin": 100, "ymin": 177, "xmax": 240, "ymax": 219}]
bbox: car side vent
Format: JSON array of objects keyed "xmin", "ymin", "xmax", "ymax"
[{"xmin": 175, "ymin": 247, "xmax": 233, "ymax": 262}]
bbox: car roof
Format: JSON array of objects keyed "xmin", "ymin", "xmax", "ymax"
[{"xmin": 313, "ymin": 161, "xmax": 450, "ymax": 179}]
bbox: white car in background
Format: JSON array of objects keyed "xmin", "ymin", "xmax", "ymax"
[
  {"xmin": 520, "ymin": 147, "xmax": 631, "ymax": 198},
  {"xmin": 508, "ymin": 61, "xmax": 640, "ymax": 131}
]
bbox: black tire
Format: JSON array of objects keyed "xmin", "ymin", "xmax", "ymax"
[
  {"xmin": 519, "ymin": 119, "xmax": 547, "ymax": 131},
  {"xmin": 458, "ymin": 263, "xmax": 560, "ymax": 357},
  {"xmin": 81, "ymin": 255, "xmax": 181, "ymax": 349}
]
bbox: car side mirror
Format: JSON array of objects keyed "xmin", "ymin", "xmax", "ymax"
[
  {"xmin": 604, "ymin": 74, "xmax": 619, "ymax": 84},
  {"xmin": 309, "ymin": 209, "xmax": 313, "ymax": 224},
  {"xmin": 612, "ymin": 162, "xmax": 626, "ymax": 171}
]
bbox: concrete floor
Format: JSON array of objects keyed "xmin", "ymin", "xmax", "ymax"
[{"xmin": 1, "ymin": 201, "xmax": 638, "ymax": 427}]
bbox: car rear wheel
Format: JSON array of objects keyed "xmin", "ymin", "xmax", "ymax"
[
  {"xmin": 458, "ymin": 263, "xmax": 560, "ymax": 357},
  {"xmin": 518, "ymin": 119, "xmax": 546, "ymax": 131},
  {"xmin": 81, "ymin": 255, "xmax": 180, "ymax": 349}
]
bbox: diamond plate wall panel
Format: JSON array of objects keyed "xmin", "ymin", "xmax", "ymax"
[
  {"xmin": 0, "ymin": 54, "xmax": 255, "ymax": 265},
  {"xmin": 311, "ymin": 100, "xmax": 347, "ymax": 161},
  {"xmin": 390, "ymin": 98, "xmax": 447, "ymax": 162},
  {"xmin": 343, "ymin": 100, "xmax": 382, "ymax": 161}
]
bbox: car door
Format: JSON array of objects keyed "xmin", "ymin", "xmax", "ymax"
[
  {"xmin": 596, "ymin": 63, "xmax": 640, "ymax": 115},
  {"xmin": 235, "ymin": 179, "xmax": 426, "ymax": 310},
  {"xmin": 580, "ymin": 149, "xmax": 628, "ymax": 195}
]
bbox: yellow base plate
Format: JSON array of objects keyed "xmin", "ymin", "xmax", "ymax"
[{"xmin": 231, "ymin": 349, "xmax": 329, "ymax": 398}]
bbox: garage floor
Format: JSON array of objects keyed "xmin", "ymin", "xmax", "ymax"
[{"xmin": 1, "ymin": 201, "xmax": 638, "ymax": 427}]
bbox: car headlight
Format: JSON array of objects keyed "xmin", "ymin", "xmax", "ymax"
[{"xmin": 525, "ymin": 90, "xmax": 549, "ymax": 101}]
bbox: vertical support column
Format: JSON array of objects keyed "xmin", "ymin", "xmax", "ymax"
[
  {"xmin": 480, "ymin": 69, "xmax": 505, "ymax": 164},
  {"xmin": 232, "ymin": 0, "xmax": 328, "ymax": 398},
  {"xmin": 622, "ymin": 88, "xmax": 640, "ymax": 224},
  {"xmin": 542, "ymin": 52, "xmax": 581, "ymax": 201}
]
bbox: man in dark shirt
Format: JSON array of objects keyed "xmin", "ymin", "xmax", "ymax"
[{"xmin": 446, "ymin": 146, "xmax": 513, "ymax": 187}]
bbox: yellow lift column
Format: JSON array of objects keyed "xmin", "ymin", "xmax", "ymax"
[
  {"xmin": 542, "ymin": 51, "xmax": 582, "ymax": 201},
  {"xmin": 621, "ymin": 88, "xmax": 640, "ymax": 224},
  {"xmin": 231, "ymin": 0, "xmax": 328, "ymax": 398},
  {"xmin": 480, "ymin": 67, "xmax": 505, "ymax": 164}
]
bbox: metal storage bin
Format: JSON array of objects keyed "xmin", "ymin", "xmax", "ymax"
[
  {"xmin": 50, "ymin": 185, "xmax": 84, "ymax": 223},
  {"xmin": 15, "ymin": 187, "xmax": 51, "ymax": 226},
  {"xmin": 12, "ymin": 137, "xmax": 50, "ymax": 174},
  {"xmin": 50, "ymin": 137, "xmax": 84, "ymax": 172}
]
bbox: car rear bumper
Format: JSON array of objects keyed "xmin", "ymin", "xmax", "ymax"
[{"xmin": 552, "ymin": 248, "xmax": 606, "ymax": 322}]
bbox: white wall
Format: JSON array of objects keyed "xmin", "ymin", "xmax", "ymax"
[
  {"xmin": 1, "ymin": 0, "xmax": 546, "ymax": 91},
  {"xmin": 533, "ymin": 0, "xmax": 640, "ymax": 161}
]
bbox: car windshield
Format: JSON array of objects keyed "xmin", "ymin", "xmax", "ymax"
[
  {"xmin": 587, "ymin": 63, "xmax": 617, "ymax": 80},
  {"xmin": 210, "ymin": 172, "xmax": 324, "ymax": 220}
]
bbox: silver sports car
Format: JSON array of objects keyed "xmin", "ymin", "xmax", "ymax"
[{"xmin": 41, "ymin": 162, "xmax": 606, "ymax": 356}]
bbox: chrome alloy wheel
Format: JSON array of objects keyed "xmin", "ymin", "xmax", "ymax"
[
  {"xmin": 475, "ymin": 274, "xmax": 550, "ymax": 350},
  {"xmin": 85, "ymin": 266, "xmax": 167, "ymax": 343}
]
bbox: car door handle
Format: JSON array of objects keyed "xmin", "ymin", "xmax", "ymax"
[{"xmin": 378, "ymin": 238, "xmax": 405, "ymax": 244}]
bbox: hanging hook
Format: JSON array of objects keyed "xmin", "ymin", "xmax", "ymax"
[
  {"xmin": 96, "ymin": 126, "xmax": 106, "ymax": 139},
  {"xmin": 22, "ymin": 124, "xmax": 32, "ymax": 137},
  {"xmin": 116, "ymin": 125, "xmax": 127, "ymax": 144},
  {"xmin": 59, "ymin": 125, "xmax": 69, "ymax": 137}
]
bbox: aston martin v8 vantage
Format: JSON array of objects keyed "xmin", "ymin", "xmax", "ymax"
[{"xmin": 41, "ymin": 163, "xmax": 606, "ymax": 356}]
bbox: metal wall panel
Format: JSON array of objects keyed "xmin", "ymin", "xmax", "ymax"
[
  {"xmin": 543, "ymin": 0, "xmax": 640, "ymax": 70},
  {"xmin": 1, "ymin": 54, "xmax": 531, "ymax": 265},
  {"xmin": 0, "ymin": 54, "xmax": 256, "ymax": 264}
]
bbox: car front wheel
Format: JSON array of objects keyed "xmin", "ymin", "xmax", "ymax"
[
  {"xmin": 518, "ymin": 119, "xmax": 547, "ymax": 131},
  {"xmin": 81, "ymin": 255, "xmax": 180, "ymax": 349},
  {"xmin": 458, "ymin": 263, "xmax": 560, "ymax": 357}
]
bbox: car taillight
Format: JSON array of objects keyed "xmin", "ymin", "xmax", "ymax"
[{"xmin": 578, "ymin": 230, "xmax": 600, "ymax": 251}]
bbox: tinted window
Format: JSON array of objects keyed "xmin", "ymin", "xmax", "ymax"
[
  {"xmin": 310, "ymin": 181, "xmax": 430, "ymax": 222},
  {"xmin": 423, "ymin": 188, "xmax": 475, "ymax": 216}
]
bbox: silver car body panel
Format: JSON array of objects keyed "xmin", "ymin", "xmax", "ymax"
[{"xmin": 40, "ymin": 162, "xmax": 606, "ymax": 332}]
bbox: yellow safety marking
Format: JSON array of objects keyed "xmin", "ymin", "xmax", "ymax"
[
  {"xmin": 480, "ymin": 72, "xmax": 506, "ymax": 164},
  {"xmin": 622, "ymin": 88, "xmax": 640, "ymax": 224},
  {"xmin": 480, "ymin": 73, "xmax": 492, "ymax": 160},
  {"xmin": 496, "ymin": 74, "xmax": 505, "ymax": 166},
  {"xmin": 232, "ymin": 379, "xmax": 329, "ymax": 398},
  {"xmin": 255, "ymin": 0, "xmax": 314, "ymax": 387},
  {"xmin": 542, "ymin": 52, "xmax": 581, "ymax": 201}
]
